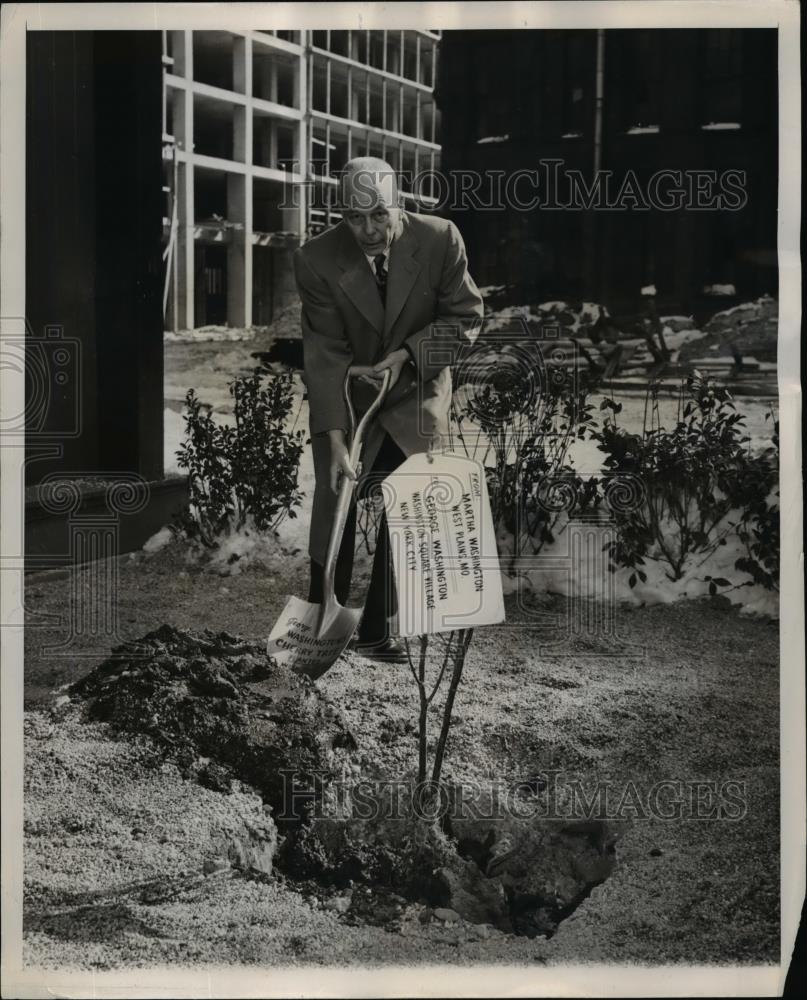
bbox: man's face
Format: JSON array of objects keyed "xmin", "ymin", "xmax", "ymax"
[
  {"xmin": 342, "ymin": 204, "xmax": 399, "ymax": 256},
  {"xmin": 340, "ymin": 169, "xmax": 401, "ymax": 256}
]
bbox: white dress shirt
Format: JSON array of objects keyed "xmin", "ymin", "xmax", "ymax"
[{"xmin": 364, "ymin": 248, "xmax": 389, "ymax": 271}]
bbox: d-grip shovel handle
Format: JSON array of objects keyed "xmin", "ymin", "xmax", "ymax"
[
  {"xmin": 344, "ymin": 366, "xmax": 392, "ymax": 470},
  {"xmin": 320, "ymin": 367, "xmax": 392, "ymax": 618}
]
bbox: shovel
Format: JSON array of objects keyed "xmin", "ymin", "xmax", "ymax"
[{"xmin": 266, "ymin": 366, "xmax": 392, "ymax": 680}]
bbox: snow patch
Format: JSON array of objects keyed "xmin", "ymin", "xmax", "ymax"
[
  {"xmin": 164, "ymin": 408, "xmax": 187, "ymax": 476},
  {"xmin": 660, "ymin": 326, "xmax": 706, "ymax": 358},
  {"xmin": 143, "ymin": 525, "xmax": 173, "ymax": 554},
  {"xmin": 705, "ymin": 295, "xmax": 776, "ymax": 327},
  {"xmin": 499, "ymin": 520, "xmax": 777, "ymax": 617},
  {"xmin": 476, "ymin": 300, "xmax": 611, "ymax": 336},
  {"xmin": 659, "ymin": 315, "xmax": 696, "ymax": 332},
  {"xmin": 179, "ymin": 514, "xmax": 306, "ymax": 577},
  {"xmin": 164, "ymin": 326, "xmax": 259, "ymax": 344}
]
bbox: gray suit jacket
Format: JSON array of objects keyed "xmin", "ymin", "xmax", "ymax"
[{"xmin": 294, "ymin": 210, "xmax": 484, "ymax": 565}]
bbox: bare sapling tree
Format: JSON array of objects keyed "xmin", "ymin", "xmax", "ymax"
[{"xmin": 404, "ymin": 628, "xmax": 475, "ymax": 788}]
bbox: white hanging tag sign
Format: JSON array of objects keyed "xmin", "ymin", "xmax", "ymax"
[{"xmin": 383, "ymin": 452, "xmax": 505, "ymax": 637}]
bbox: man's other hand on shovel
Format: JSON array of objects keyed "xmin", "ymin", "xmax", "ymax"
[
  {"xmin": 354, "ymin": 348, "xmax": 410, "ymax": 392},
  {"xmin": 326, "ymin": 429, "xmax": 357, "ymax": 493}
]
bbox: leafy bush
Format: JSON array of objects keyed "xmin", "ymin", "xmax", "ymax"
[
  {"xmin": 593, "ymin": 372, "xmax": 778, "ymax": 588},
  {"xmin": 730, "ymin": 416, "xmax": 779, "ymax": 591},
  {"xmin": 174, "ymin": 368, "xmax": 306, "ymax": 547},
  {"xmin": 449, "ymin": 339, "xmax": 599, "ymax": 557}
]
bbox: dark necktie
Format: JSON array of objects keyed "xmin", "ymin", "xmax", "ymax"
[{"xmin": 373, "ymin": 253, "xmax": 387, "ymax": 305}]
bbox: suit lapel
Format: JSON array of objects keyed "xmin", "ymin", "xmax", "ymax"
[
  {"xmin": 384, "ymin": 216, "xmax": 420, "ymax": 338},
  {"xmin": 336, "ymin": 224, "xmax": 384, "ymax": 335}
]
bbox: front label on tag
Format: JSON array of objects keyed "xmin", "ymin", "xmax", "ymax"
[{"xmin": 383, "ymin": 452, "xmax": 505, "ymax": 637}]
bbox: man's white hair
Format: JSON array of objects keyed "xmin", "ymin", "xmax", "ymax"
[{"xmin": 340, "ymin": 156, "xmax": 400, "ymax": 209}]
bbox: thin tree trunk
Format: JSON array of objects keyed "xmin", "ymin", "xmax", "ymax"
[
  {"xmin": 431, "ymin": 629, "xmax": 474, "ymax": 786},
  {"xmin": 417, "ymin": 636, "xmax": 428, "ymax": 784}
]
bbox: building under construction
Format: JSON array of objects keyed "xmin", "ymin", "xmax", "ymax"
[
  {"xmin": 162, "ymin": 29, "xmax": 441, "ymax": 331},
  {"xmin": 437, "ymin": 28, "xmax": 778, "ymax": 316}
]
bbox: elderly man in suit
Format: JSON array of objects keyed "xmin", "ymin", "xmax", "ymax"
[{"xmin": 294, "ymin": 157, "xmax": 483, "ymax": 662}]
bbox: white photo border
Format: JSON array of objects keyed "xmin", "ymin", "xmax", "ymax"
[{"xmin": 1, "ymin": 2, "xmax": 802, "ymax": 997}]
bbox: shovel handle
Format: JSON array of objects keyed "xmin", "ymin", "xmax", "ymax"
[
  {"xmin": 345, "ymin": 366, "xmax": 392, "ymax": 467},
  {"xmin": 321, "ymin": 368, "xmax": 392, "ymax": 615}
]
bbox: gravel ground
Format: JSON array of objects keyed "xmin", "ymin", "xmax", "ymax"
[{"xmin": 23, "ymin": 537, "xmax": 779, "ymax": 969}]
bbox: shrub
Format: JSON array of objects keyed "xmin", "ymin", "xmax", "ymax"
[
  {"xmin": 449, "ymin": 336, "xmax": 599, "ymax": 558},
  {"xmin": 593, "ymin": 372, "xmax": 778, "ymax": 588},
  {"xmin": 730, "ymin": 416, "xmax": 779, "ymax": 591},
  {"xmin": 174, "ymin": 367, "xmax": 306, "ymax": 547}
]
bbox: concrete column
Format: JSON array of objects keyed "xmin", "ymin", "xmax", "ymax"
[
  {"xmin": 226, "ymin": 173, "xmax": 247, "ymax": 327},
  {"xmin": 243, "ymin": 36, "xmax": 253, "ymax": 328},
  {"xmin": 270, "ymin": 59, "xmax": 279, "ymax": 103},
  {"xmin": 269, "ymin": 120, "xmax": 278, "ymax": 168},
  {"xmin": 171, "ymin": 29, "xmax": 187, "ymax": 74},
  {"xmin": 232, "ymin": 35, "xmax": 247, "ymax": 94},
  {"xmin": 348, "ymin": 65, "xmax": 356, "ymax": 119},
  {"xmin": 389, "ymin": 83, "xmax": 400, "ymax": 132},
  {"xmin": 297, "ymin": 30, "xmax": 309, "ymax": 238},
  {"xmin": 281, "ymin": 197, "xmax": 299, "ymax": 231},
  {"xmin": 233, "ymin": 105, "xmax": 247, "ymax": 162},
  {"xmin": 292, "ymin": 50, "xmax": 301, "ymax": 107},
  {"xmin": 179, "ymin": 30, "xmax": 194, "ymax": 329},
  {"xmin": 280, "ymin": 159, "xmax": 302, "ymax": 298}
]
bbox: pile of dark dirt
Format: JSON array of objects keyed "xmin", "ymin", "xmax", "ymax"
[
  {"xmin": 70, "ymin": 624, "xmax": 358, "ymax": 828},
  {"xmin": 69, "ymin": 624, "xmax": 618, "ymax": 939}
]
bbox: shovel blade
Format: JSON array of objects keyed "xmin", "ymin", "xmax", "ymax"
[
  {"xmin": 315, "ymin": 596, "xmax": 345, "ymax": 639},
  {"xmin": 266, "ymin": 595, "xmax": 361, "ymax": 681}
]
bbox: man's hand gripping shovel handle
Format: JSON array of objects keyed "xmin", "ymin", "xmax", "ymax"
[{"xmin": 320, "ymin": 367, "xmax": 392, "ymax": 622}]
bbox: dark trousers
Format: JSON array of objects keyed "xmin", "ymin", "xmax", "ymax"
[{"xmin": 307, "ymin": 432, "xmax": 406, "ymax": 642}]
